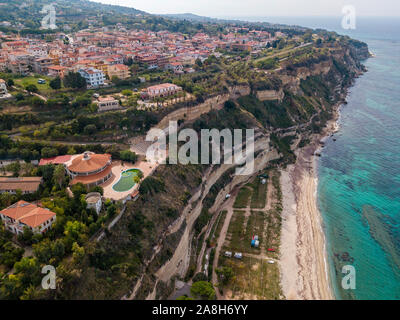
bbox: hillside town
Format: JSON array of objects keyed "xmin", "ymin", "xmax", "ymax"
[{"xmin": 0, "ymin": 27, "xmax": 280, "ymax": 84}]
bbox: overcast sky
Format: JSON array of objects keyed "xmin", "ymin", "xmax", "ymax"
[{"xmin": 91, "ymin": 0, "xmax": 400, "ymax": 17}]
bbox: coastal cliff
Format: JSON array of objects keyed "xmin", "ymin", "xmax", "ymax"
[{"xmin": 49, "ymin": 37, "xmax": 369, "ymax": 300}]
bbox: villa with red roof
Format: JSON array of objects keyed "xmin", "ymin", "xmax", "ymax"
[
  {"xmin": 66, "ymin": 152, "xmax": 112, "ymax": 189},
  {"xmin": 0, "ymin": 200, "xmax": 57, "ymax": 235},
  {"xmin": 141, "ymin": 83, "xmax": 182, "ymax": 100}
]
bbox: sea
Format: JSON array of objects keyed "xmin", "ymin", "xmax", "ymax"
[{"xmin": 233, "ymin": 15, "xmax": 400, "ymax": 299}]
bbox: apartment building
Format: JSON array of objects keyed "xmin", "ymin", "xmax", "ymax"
[
  {"xmin": 78, "ymin": 67, "xmax": 105, "ymax": 88},
  {"xmin": 107, "ymin": 63, "xmax": 130, "ymax": 79}
]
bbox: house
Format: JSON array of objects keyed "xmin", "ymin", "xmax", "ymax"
[
  {"xmin": 96, "ymin": 96, "xmax": 120, "ymax": 112},
  {"xmin": 0, "ymin": 177, "xmax": 43, "ymax": 195},
  {"xmin": 141, "ymin": 83, "xmax": 182, "ymax": 100},
  {"xmin": 78, "ymin": 67, "xmax": 105, "ymax": 88},
  {"xmin": 33, "ymin": 57, "xmax": 54, "ymax": 74},
  {"xmin": 66, "ymin": 152, "xmax": 112, "ymax": 189},
  {"xmin": 47, "ymin": 65, "xmax": 68, "ymax": 78},
  {"xmin": 0, "ymin": 200, "xmax": 56, "ymax": 235},
  {"xmin": 165, "ymin": 62, "xmax": 183, "ymax": 73},
  {"xmin": 107, "ymin": 63, "xmax": 130, "ymax": 80},
  {"xmin": 8, "ymin": 60, "xmax": 30, "ymax": 75}
]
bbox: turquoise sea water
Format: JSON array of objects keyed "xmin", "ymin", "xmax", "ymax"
[
  {"xmin": 317, "ymin": 21, "xmax": 400, "ymax": 300},
  {"xmin": 242, "ymin": 16, "xmax": 400, "ymax": 299}
]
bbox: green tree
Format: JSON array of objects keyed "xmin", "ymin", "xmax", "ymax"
[
  {"xmin": 64, "ymin": 72, "xmax": 86, "ymax": 89},
  {"xmin": 49, "ymin": 77, "xmax": 62, "ymax": 90},
  {"xmin": 53, "ymin": 165, "xmax": 65, "ymax": 189},
  {"xmin": 83, "ymin": 124, "xmax": 97, "ymax": 135},
  {"xmin": 119, "ymin": 150, "xmax": 138, "ymax": 163},
  {"xmin": 33, "ymin": 238, "xmax": 53, "ymax": 264},
  {"xmin": 17, "ymin": 227, "xmax": 34, "ymax": 245},
  {"xmin": 41, "ymin": 147, "xmax": 58, "ymax": 158},
  {"xmin": 190, "ymin": 281, "xmax": 216, "ymax": 300},
  {"xmin": 6, "ymin": 161, "xmax": 21, "ymax": 177},
  {"xmin": 15, "ymin": 92, "xmax": 24, "ymax": 101},
  {"xmin": 14, "ymin": 257, "xmax": 41, "ymax": 287},
  {"xmin": 25, "ymin": 84, "xmax": 38, "ymax": 93},
  {"xmin": 72, "ymin": 242, "xmax": 85, "ymax": 264},
  {"xmin": 224, "ymin": 100, "xmax": 236, "ymax": 110},
  {"xmin": 64, "ymin": 220, "xmax": 88, "ymax": 244},
  {"xmin": 216, "ymin": 266, "xmax": 234, "ymax": 285}
]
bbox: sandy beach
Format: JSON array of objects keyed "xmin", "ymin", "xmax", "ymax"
[{"xmin": 279, "ymin": 112, "xmax": 340, "ymax": 300}]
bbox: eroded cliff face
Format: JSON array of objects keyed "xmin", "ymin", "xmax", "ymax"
[
  {"xmin": 256, "ymin": 88, "xmax": 285, "ymax": 102},
  {"xmin": 155, "ymin": 85, "xmax": 251, "ymax": 129}
]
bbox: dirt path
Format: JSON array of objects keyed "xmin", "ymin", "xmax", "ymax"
[{"xmin": 211, "ymin": 198, "xmax": 236, "ymax": 299}]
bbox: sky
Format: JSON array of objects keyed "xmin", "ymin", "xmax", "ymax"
[{"xmin": 90, "ymin": 0, "xmax": 400, "ymax": 18}]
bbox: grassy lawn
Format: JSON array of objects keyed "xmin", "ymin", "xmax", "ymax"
[
  {"xmin": 233, "ymin": 186, "xmax": 252, "ymax": 209},
  {"xmin": 224, "ymin": 210, "xmax": 266, "ymax": 255},
  {"xmin": 225, "ymin": 210, "xmax": 246, "ymax": 252},
  {"xmin": 219, "ymin": 255, "xmax": 282, "ymax": 300},
  {"xmin": 263, "ymin": 208, "xmax": 281, "ymax": 258},
  {"xmin": 15, "ymin": 75, "xmax": 52, "ymax": 92},
  {"xmin": 250, "ymin": 178, "xmax": 268, "ymax": 209},
  {"xmin": 262, "ymin": 171, "xmax": 282, "ymax": 257},
  {"xmin": 244, "ymin": 211, "xmax": 265, "ymax": 254},
  {"xmin": 217, "ymin": 169, "xmax": 283, "ymax": 299}
]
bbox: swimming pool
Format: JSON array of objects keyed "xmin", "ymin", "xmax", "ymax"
[{"xmin": 112, "ymin": 169, "xmax": 142, "ymax": 192}]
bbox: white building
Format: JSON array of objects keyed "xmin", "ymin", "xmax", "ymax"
[
  {"xmin": 85, "ymin": 192, "xmax": 102, "ymax": 214},
  {"xmin": 78, "ymin": 67, "xmax": 105, "ymax": 88},
  {"xmin": 96, "ymin": 96, "xmax": 120, "ymax": 112},
  {"xmin": 0, "ymin": 200, "xmax": 56, "ymax": 235},
  {"xmin": 0, "ymin": 79, "xmax": 8, "ymax": 97}
]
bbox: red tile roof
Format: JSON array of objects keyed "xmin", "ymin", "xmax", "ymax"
[
  {"xmin": 39, "ymin": 155, "xmax": 72, "ymax": 166},
  {"xmin": 0, "ymin": 200, "xmax": 56, "ymax": 228},
  {"xmin": 0, "ymin": 177, "xmax": 42, "ymax": 193},
  {"xmin": 68, "ymin": 153, "xmax": 111, "ymax": 174}
]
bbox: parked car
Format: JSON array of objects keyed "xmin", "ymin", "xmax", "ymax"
[
  {"xmin": 234, "ymin": 252, "xmax": 243, "ymax": 259},
  {"xmin": 224, "ymin": 251, "xmax": 232, "ymax": 257},
  {"xmin": 37, "ymin": 79, "xmax": 46, "ymax": 84}
]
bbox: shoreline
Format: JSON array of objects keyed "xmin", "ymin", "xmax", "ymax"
[{"xmin": 279, "ymin": 106, "xmax": 341, "ymax": 300}]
